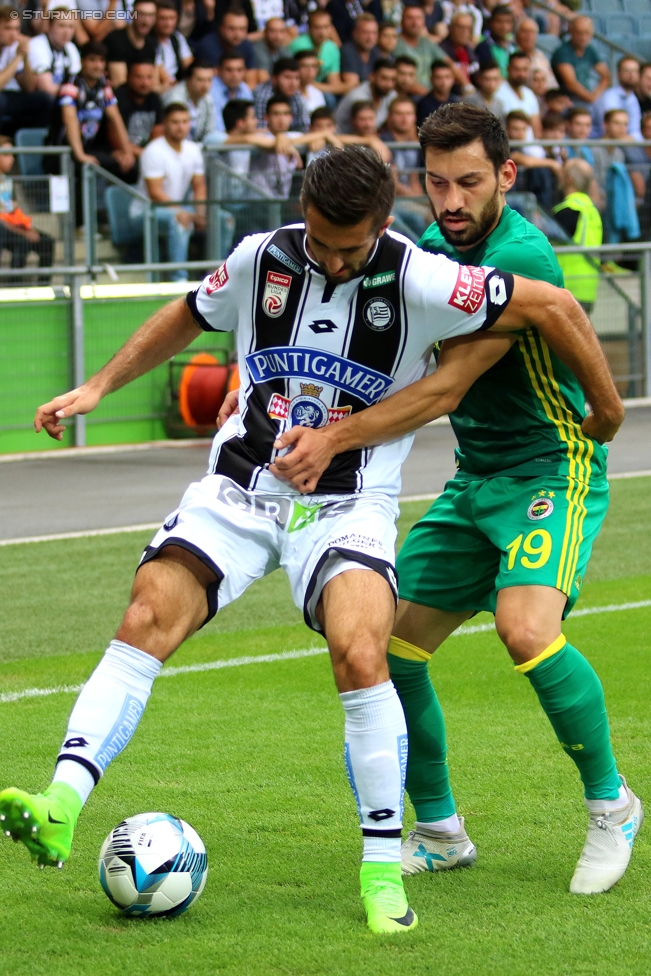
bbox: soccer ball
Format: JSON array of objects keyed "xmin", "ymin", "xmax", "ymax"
[{"xmin": 98, "ymin": 812, "xmax": 208, "ymax": 917}]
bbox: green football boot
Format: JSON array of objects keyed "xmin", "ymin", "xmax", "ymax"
[
  {"xmin": 360, "ymin": 861, "xmax": 418, "ymax": 934},
  {"xmin": 0, "ymin": 783, "xmax": 82, "ymax": 868}
]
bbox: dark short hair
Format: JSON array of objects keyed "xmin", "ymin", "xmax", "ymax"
[
  {"xmin": 544, "ymin": 87, "xmax": 564, "ymax": 101},
  {"xmin": 266, "ymin": 93, "xmax": 292, "ymax": 112},
  {"xmin": 222, "ymin": 4, "xmax": 247, "ymax": 18},
  {"xmin": 156, "ymin": 0, "xmax": 177, "ymax": 10},
  {"xmin": 300, "ymin": 145, "xmax": 395, "ymax": 230},
  {"xmin": 604, "ymin": 107, "xmax": 628, "ymax": 123},
  {"xmin": 271, "ymin": 57, "xmax": 299, "ymax": 75},
  {"xmin": 371, "ymin": 57, "xmax": 396, "ymax": 74},
  {"xmin": 618, "ymin": 54, "xmax": 639, "ymax": 71},
  {"xmin": 506, "ymin": 109, "xmax": 530, "ymax": 125},
  {"xmin": 128, "ymin": 56, "xmax": 156, "ymax": 69},
  {"xmin": 218, "ymin": 51, "xmax": 246, "ymax": 67},
  {"xmin": 477, "ymin": 58, "xmax": 500, "ymax": 73},
  {"xmin": 164, "ymin": 101, "xmax": 190, "ymax": 117},
  {"xmin": 378, "ymin": 20, "xmax": 396, "ymax": 31},
  {"xmin": 350, "ymin": 99, "xmax": 375, "ymax": 120},
  {"xmin": 542, "ymin": 111, "xmax": 566, "ymax": 130},
  {"xmin": 311, "ymin": 106, "xmax": 334, "ymax": 124},
  {"xmin": 394, "ymin": 54, "xmax": 417, "ymax": 69},
  {"xmin": 307, "ymin": 8, "xmax": 330, "ymax": 24},
  {"xmin": 188, "ymin": 59, "xmax": 215, "ymax": 74},
  {"xmin": 491, "ymin": 4, "xmax": 513, "ymax": 18},
  {"xmin": 295, "ymin": 49, "xmax": 320, "ymax": 63},
  {"xmin": 508, "ymin": 50, "xmax": 530, "ymax": 64},
  {"xmin": 133, "ymin": 0, "xmax": 156, "ymax": 8},
  {"xmin": 566, "ymin": 105, "xmax": 592, "ymax": 121},
  {"xmin": 80, "ymin": 41, "xmax": 108, "ymax": 60},
  {"xmin": 223, "ymin": 98, "xmax": 254, "ymax": 131},
  {"xmin": 430, "ymin": 58, "xmax": 453, "ymax": 74},
  {"xmin": 419, "ymin": 102, "xmax": 510, "ymax": 173}
]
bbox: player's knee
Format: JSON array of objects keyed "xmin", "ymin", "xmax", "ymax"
[
  {"xmin": 330, "ymin": 635, "xmax": 388, "ymax": 689},
  {"xmin": 495, "ymin": 615, "xmax": 554, "ymax": 664},
  {"xmin": 120, "ymin": 596, "xmax": 162, "ymax": 643}
]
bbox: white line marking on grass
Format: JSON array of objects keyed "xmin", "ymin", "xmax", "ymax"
[{"xmin": 2, "ymin": 601, "xmax": 650, "ymax": 706}]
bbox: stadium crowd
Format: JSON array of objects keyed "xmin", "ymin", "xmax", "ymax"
[{"xmin": 2, "ymin": 0, "xmax": 651, "ymax": 273}]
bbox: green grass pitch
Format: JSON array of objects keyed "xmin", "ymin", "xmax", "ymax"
[{"xmin": 0, "ymin": 477, "xmax": 650, "ymax": 976}]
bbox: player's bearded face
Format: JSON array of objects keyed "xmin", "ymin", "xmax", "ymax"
[{"xmin": 433, "ymin": 182, "xmax": 501, "ymax": 248}]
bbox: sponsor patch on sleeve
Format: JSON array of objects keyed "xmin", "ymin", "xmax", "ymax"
[
  {"xmin": 447, "ymin": 265, "xmax": 486, "ymax": 314},
  {"xmin": 205, "ymin": 263, "xmax": 229, "ymax": 295}
]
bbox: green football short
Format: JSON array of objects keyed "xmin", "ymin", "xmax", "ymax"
[{"xmin": 397, "ymin": 472, "xmax": 609, "ymax": 617}]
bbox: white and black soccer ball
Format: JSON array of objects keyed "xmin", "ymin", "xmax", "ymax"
[{"xmin": 98, "ymin": 812, "xmax": 208, "ymax": 917}]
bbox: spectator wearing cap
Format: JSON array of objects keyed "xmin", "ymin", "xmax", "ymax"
[
  {"xmin": 439, "ymin": 13, "xmax": 478, "ymax": 90},
  {"xmin": 289, "ymin": 10, "xmax": 345, "ymax": 97},
  {"xmin": 394, "ymin": 6, "xmax": 452, "ymax": 92},
  {"xmin": 416, "ymin": 60, "xmax": 459, "ymax": 126},
  {"xmin": 28, "ymin": 6, "xmax": 81, "ymax": 97},
  {"xmin": 116, "ymin": 59, "xmax": 164, "ymax": 156},
  {"xmin": 163, "ymin": 59, "xmax": 216, "ymax": 141},
  {"xmin": 154, "ymin": 0, "xmax": 194, "ymax": 90},
  {"xmin": 463, "ymin": 59, "xmax": 505, "ymax": 118},
  {"xmin": 252, "ymin": 16, "xmax": 290, "ymax": 83},
  {"xmin": 594, "ymin": 56, "xmax": 642, "ymax": 141},
  {"xmin": 334, "ymin": 57, "xmax": 396, "ymax": 133},
  {"xmin": 195, "ymin": 6, "xmax": 257, "ymax": 87},
  {"xmin": 551, "ymin": 16, "xmax": 610, "ymax": 112},
  {"xmin": 105, "ymin": 0, "xmax": 157, "ymax": 89},
  {"xmin": 0, "ymin": 6, "xmax": 51, "ymax": 131},
  {"xmin": 475, "ymin": 6, "xmax": 516, "ymax": 79},
  {"xmin": 211, "ymin": 52, "xmax": 253, "ymax": 131},
  {"xmin": 340, "ymin": 13, "xmax": 382, "ymax": 90},
  {"xmin": 515, "ymin": 18, "xmax": 556, "ymax": 92},
  {"xmin": 253, "ymin": 56, "xmax": 310, "ymax": 130},
  {"xmin": 497, "ymin": 52, "xmax": 542, "ymax": 137}
]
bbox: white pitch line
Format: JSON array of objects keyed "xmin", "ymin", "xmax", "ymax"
[{"xmin": 2, "ymin": 600, "xmax": 650, "ymax": 706}]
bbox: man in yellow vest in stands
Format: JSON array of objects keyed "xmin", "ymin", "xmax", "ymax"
[{"xmin": 553, "ymin": 158, "xmax": 603, "ymax": 315}]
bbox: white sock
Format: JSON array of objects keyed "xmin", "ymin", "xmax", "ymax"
[
  {"xmin": 53, "ymin": 640, "xmax": 162, "ymax": 805},
  {"xmin": 586, "ymin": 783, "xmax": 629, "ymax": 814},
  {"xmin": 416, "ymin": 814, "xmax": 461, "ymax": 835},
  {"xmin": 340, "ymin": 680, "xmax": 407, "ymax": 864}
]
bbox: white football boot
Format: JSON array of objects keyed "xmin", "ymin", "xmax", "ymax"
[
  {"xmin": 570, "ymin": 777, "xmax": 643, "ymax": 894},
  {"xmin": 401, "ymin": 816, "xmax": 477, "ymax": 876}
]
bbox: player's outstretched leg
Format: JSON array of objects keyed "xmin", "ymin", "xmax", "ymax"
[
  {"xmin": 497, "ymin": 586, "xmax": 643, "ymax": 894},
  {"xmin": 0, "ymin": 547, "xmax": 214, "ymax": 869},
  {"xmin": 321, "ymin": 571, "xmax": 417, "ymax": 934}
]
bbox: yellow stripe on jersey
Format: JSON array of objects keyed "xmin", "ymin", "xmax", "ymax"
[{"xmin": 517, "ymin": 332, "xmax": 592, "ymax": 595}]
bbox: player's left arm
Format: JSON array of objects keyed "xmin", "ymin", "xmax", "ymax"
[{"xmin": 489, "ymin": 275, "xmax": 625, "ymax": 443}]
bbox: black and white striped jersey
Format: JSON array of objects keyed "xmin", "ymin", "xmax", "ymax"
[{"xmin": 187, "ymin": 224, "xmax": 513, "ymax": 496}]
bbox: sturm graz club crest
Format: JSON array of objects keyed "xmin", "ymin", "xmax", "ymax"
[
  {"xmin": 363, "ymin": 297, "xmax": 394, "ymax": 331},
  {"xmin": 289, "ymin": 383, "xmax": 329, "ymax": 428}
]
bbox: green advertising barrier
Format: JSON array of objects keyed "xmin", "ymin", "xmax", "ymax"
[{"xmin": 0, "ymin": 283, "xmax": 233, "ymax": 455}]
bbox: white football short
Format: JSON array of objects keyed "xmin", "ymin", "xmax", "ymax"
[{"xmin": 140, "ymin": 474, "xmax": 399, "ymax": 632}]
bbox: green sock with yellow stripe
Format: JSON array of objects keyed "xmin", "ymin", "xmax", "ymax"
[
  {"xmin": 516, "ymin": 636, "xmax": 621, "ymax": 800},
  {"xmin": 388, "ymin": 637, "xmax": 456, "ymax": 822}
]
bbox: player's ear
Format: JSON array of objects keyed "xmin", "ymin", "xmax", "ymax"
[
  {"xmin": 499, "ymin": 159, "xmax": 517, "ymax": 194},
  {"xmin": 378, "ymin": 216, "xmax": 395, "ymax": 237}
]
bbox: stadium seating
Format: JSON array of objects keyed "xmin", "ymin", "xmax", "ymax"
[{"xmin": 14, "ymin": 128, "xmax": 48, "ymax": 178}]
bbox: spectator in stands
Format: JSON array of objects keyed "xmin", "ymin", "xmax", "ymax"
[
  {"xmin": 380, "ymin": 95, "xmax": 429, "ymax": 237},
  {"xmin": 531, "ymin": 67, "xmax": 549, "ymax": 115},
  {"xmin": 195, "ymin": 7, "xmax": 256, "ymax": 84},
  {"xmin": 565, "ymin": 105, "xmax": 594, "ymax": 164},
  {"xmin": 440, "ymin": 13, "xmax": 478, "ymax": 90},
  {"xmin": 464, "ymin": 59, "xmax": 504, "ymax": 117},
  {"xmin": 0, "ymin": 6, "xmax": 50, "ymax": 131},
  {"xmin": 249, "ymin": 94, "xmax": 303, "ymax": 196},
  {"xmin": 417, "ymin": 60, "xmax": 459, "ymax": 126},
  {"xmin": 295, "ymin": 49, "xmax": 325, "ymax": 115},
  {"xmin": 307, "ymin": 103, "xmax": 389, "ymax": 158},
  {"xmin": 544, "ymin": 87, "xmax": 573, "ymax": 116},
  {"xmin": 394, "ymin": 6, "xmax": 449, "ymax": 91},
  {"xmin": 211, "ymin": 52, "xmax": 252, "ymax": 131},
  {"xmin": 475, "ymin": 6, "xmax": 516, "ymax": 79},
  {"xmin": 252, "ymin": 16, "xmax": 290, "ymax": 82},
  {"xmin": 340, "ymin": 13, "xmax": 381, "ymax": 90},
  {"xmin": 394, "ymin": 54, "xmax": 421, "ymax": 101},
  {"xmin": 176, "ymin": 0, "xmax": 217, "ymax": 46},
  {"xmin": 552, "ymin": 158, "xmax": 602, "ymax": 314},
  {"xmin": 595, "ymin": 56, "xmax": 642, "ymax": 142},
  {"xmin": 326, "ymin": 0, "xmax": 382, "ymax": 46},
  {"xmin": 349, "ymin": 99, "xmax": 378, "ymax": 138},
  {"xmin": 76, "ymin": 0, "xmax": 129, "ymax": 43},
  {"xmin": 542, "ymin": 110, "xmax": 567, "ymax": 168},
  {"xmin": 163, "ymin": 58, "xmax": 215, "ymax": 141},
  {"xmin": 623, "ymin": 110, "xmax": 651, "ymax": 187},
  {"xmin": 377, "ymin": 21, "xmax": 397, "ymax": 60},
  {"xmin": 506, "ymin": 109, "xmax": 559, "ymax": 209},
  {"xmin": 249, "ymin": 0, "xmax": 284, "ymax": 31},
  {"xmin": 418, "ymin": 0, "xmax": 446, "ymax": 41},
  {"xmin": 154, "ymin": 1, "xmax": 194, "ymax": 89},
  {"xmin": 116, "ymin": 59, "xmax": 164, "ymax": 157},
  {"xmin": 440, "ymin": 0, "xmax": 482, "ymax": 45},
  {"xmin": 289, "ymin": 10, "xmax": 343, "ymax": 97},
  {"xmin": 592, "ymin": 108, "xmax": 645, "ymax": 201},
  {"xmin": 497, "ymin": 52, "xmax": 542, "ymax": 137},
  {"xmin": 253, "ymin": 56, "xmax": 309, "ymax": 130},
  {"xmin": 551, "ymin": 16, "xmax": 610, "ymax": 114},
  {"xmin": 132, "ymin": 102, "xmax": 206, "ymax": 279},
  {"xmin": 0, "ymin": 134, "xmax": 54, "ymax": 281},
  {"xmin": 637, "ymin": 62, "xmax": 651, "ymax": 116},
  {"xmin": 515, "ymin": 18, "xmax": 555, "ymax": 92},
  {"xmin": 105, "ymin": 0, "xmax": 158, "ymax": 89},
  {"xmin": 591, "ymin": 109, "xmax": 641, "ymax": 242},
  {"xmin": 334, "ymin": 57, "xmax": 396, "ymax": 133},
  {"xmin": 29, "ymin": 6, "xmax": 81, "ymax": 98}
]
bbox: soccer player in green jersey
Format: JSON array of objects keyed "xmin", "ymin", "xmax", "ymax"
[{"xmin": 269, "ymin": 104, "xmax": 642, "ymax": 895}]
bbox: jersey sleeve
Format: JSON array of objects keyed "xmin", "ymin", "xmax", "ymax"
[
  {"xmin": 27, "ymin": 36, "xmax": 50, "ymax": 74},
  {"xmin": 58, "ymin": 80, "xmax": 79, "ymax": 107},
  {"xmin": 186, "ymin": 236, "xmax": 261, "ymax": 333},
  {"xmin": 408, "ymin": 249, "xmax": 514, "ymax": 341}
]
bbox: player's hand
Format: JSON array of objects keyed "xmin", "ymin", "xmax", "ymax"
[
  {"xmin": 34, "ymin": 384, "xmax": 103, "ymax": 440},
  {"xmin": 581, "ymin": 411, "xmax": 623, "ymax": 443},
  {"xmin": 269, "ymin": 426, "xmax": 336, "ymax": 493},
  {"xmin": 217, "ymin": 389, "xmax": 239, "ymax": 429}
]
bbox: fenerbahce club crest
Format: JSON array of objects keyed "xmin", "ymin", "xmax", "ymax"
[{"xmin": 268, "ymin": 383, "xmax": 352, "ymax": 428}]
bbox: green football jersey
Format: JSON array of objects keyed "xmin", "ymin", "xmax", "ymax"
[{"xmin": 419, "ymin": 205, "xmax": 608, "ymax": 481}]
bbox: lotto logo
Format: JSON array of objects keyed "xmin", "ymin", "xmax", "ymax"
[
  {"xmin": 206, "ymin": 263, "xmax": 229, "ymax": 294},
  {"xmin": 448, "ymin": 265, "xmax": 485, "ymax": 314}
]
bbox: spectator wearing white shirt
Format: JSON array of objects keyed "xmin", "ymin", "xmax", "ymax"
[
  {"xmin": 0, "ymin": 7, "xmax": 51, "ymax": 130},
  {"xmin": 295, "ymin": 48, "xmax": 325, "ymax": 116},
  {"xmin": 497, "ymin": 52, "xmax": 542, "ymax": 138},
  {"xmin": 210, "ymin": 52, "xmax": 253, "ymax": 132},
  {"xmin": 132, "ymin": 102, "xmax": 206, "ymax": 280},
  {"xmin": 155, "ymin": 0, "xmax": 193, "ymax": 91},
  {"xmin": 515, "ymin": 19, "xmax": 556, "ymax": 93},
  {"xmin": 163, "ymin": 60, "xmax": 215, "ymax": 141},
  {"xmin": 595, "ymin": 57, "xmax": 643, "ymax": 142},
  {"xmin": 29, "ymin": 6, "xmax": 81, "ymax": 97}
]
